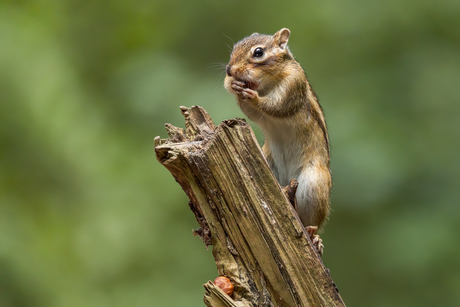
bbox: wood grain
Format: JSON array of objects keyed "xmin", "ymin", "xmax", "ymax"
[{"xmin": 155, "ymin": 106, "xmax": 345, "ymax": 307}]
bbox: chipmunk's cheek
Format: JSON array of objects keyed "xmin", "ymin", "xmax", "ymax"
[{"xmin": 224, "ymin": 77, "xmax": 235, "ymax": 93}]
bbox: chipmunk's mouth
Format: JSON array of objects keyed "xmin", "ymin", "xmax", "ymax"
[{"xmin": 242, "ymin": 80, "xmax": 258, "ymax": 90}]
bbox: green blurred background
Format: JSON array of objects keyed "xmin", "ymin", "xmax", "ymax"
[{"xmin": 1, "ymin": 1, "xmax": 459, "ymax": 306}]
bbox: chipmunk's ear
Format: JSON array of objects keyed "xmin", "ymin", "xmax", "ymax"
[{"xmin": 273, "ymin": 28, "xmax": 291, "ymax": 49}]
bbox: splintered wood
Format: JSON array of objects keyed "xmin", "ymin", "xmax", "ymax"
[{"xmin": 154, "ymin": 106, "xmax": 345, "ymax": 307}]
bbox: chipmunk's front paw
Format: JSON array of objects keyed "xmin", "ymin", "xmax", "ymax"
[
  {"xmin": 231, "ymin": 80, "xmax": 245, "ymax": 93},
  {"xmin": 231, "ymin": 81, "xmax": 258, "ymax": 100},
  {"xmin": 241, "ymin": 88, "xmax": 257, "ymax": 100},
  {"xmin": 306, "ymin": 226, "xmax": 324, "ymax": 256}
]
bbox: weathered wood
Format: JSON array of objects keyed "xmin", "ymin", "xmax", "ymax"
[{"xmin": 155, "ymin": 106, "xmax": 345, "ymax": 307}]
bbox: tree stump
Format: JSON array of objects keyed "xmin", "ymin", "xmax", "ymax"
[{"xmin": 154, "ymin": 106, "xmax": 345, "ymax": 307}]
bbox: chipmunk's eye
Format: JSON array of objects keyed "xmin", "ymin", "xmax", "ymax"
[{"xmin": 253, "ymin": 47, "xmax": 264, "ymax": 58}]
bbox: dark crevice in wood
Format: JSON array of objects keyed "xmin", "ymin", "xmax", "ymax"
[{"xmin": 155, "ymin": 106, "xmax": 345, "ymax": 307}]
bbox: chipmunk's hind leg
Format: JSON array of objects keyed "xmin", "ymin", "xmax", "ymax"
[{"xmin": 283, "ymin": 179, "xmax": 324, "ymax": 256}]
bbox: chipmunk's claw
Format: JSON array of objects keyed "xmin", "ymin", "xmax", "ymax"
[
  {"xmin": 282, "ymin": 179, "xmax": 298, "ymax": 211},
  {"xmin": 231, "ymin": 81, "xmax": 257, "ymax": 100},
  {"xmin": 231, "ymin": 81, "xmax": 245, "ymax": 93},
  {"xmin": 241, "ymin": 88, "xmax": 257, "ymax": 100},
  {"xmin": 306, "ymin": 226, "xmax": 324, "ymax": 256}
]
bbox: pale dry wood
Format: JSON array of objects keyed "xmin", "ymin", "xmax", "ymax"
[{"xmin": 155, "ymin": 106, "xmax": 345, "ymax": 307}]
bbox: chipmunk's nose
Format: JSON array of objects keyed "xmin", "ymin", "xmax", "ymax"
[{"xmin": 226, "ymin": 65, "xmax": 232, "ymax": 77}]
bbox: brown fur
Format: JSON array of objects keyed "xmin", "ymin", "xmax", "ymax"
[{"xmin": 224, "ymin": 28, "xmax": 331, "ymax": 229}]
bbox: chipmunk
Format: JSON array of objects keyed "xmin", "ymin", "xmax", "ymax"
[{"xmin": 224, "ymin": 28, "xmax": 331, "ymax": 245}]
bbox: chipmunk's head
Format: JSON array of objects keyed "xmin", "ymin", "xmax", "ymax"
[{"xmin": 224, "ymin": 28, "xmax": 294, "ymax": 96}]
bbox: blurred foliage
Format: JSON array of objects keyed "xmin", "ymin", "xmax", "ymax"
[{"xmin": 0, "ymin": 0, "xmax": 459, "ymax": 306}]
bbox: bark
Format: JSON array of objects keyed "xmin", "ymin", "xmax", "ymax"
[{"xmin": 154, "ymin": 106, "xmax": 345, "ymax": 307}]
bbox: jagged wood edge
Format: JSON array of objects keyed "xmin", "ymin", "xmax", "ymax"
[{"xmin": 155, "ymin": 106, "xmax": 345, "ymax": 307}]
